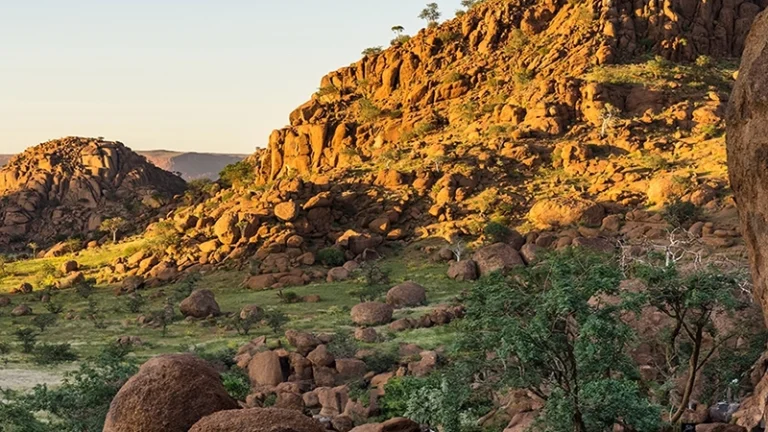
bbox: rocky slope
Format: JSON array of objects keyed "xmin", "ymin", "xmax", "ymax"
[
  {"xmin": 0, "ymin": 155, "xmax": 10, "ymax": 167},
  {"xmin": 104, "ymin": 0, "xmax": 754, "ymax": 286},
  {"xmin": 0, "ymin": 137, "xmax": 186, "ymax": 247},
  {"xmin": 138, "ymin": 150, "xmax": 247, "ymax": 181}
]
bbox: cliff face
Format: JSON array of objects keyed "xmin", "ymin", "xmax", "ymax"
[
  {"xmin": 252, "ymin": 0, "xmax": 763, "ymax": 185},
  {"xmin": 0, "ymin": 137, "xmax": 186, "ymax": 246}
]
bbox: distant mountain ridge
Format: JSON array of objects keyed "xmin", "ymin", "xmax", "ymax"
[{"xmin": 0, "ymin": 150, "xmax": 246, "ymax": 180}]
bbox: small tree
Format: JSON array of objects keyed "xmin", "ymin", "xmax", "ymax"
[
  {"xmin": 265, "ymin": 310, "xmax": 289, "ymax": 334},
  {"xmin": 124, "ymin": 293, "xmax": 146, "ymax": 314},
  {"xmin": 32, "ymin": 314, "xmax": 58, "ymax": 333},
  {"xmin": 14, "ymin": 328, "xmax": 38, "ymax": 354},
  {"xmin": 391, "ymin": 25, "xmax": 405, "ymax": 37},
  {"xmin": 348, "ymin": 262, "xmax": 390, "ymax": 302},
  {"xmin": 100, "ymin": 217, "xmax": 127, "ymax": 243},
  {"xmin": 27, "ymin": 242, "xmax": 39, "ymax": 257},
  {"xmin": 236, "ymin": 220, "xmax": 249, "ymax": 240},
  {"xmin": 632, "ymin": 260, "xmax": 748, "ymax": 423},
  {"xmin": 75, "ymin": 279, "xmax": 95, "ymax": 299},
  {"xmin": 459, "ymin": 249, "xmax": 661, "ymax": 432},
  {"xmin": 599, "ymin": 104, "xmax": 621, "ymax": 138},
  {"xmin": 419, "ymin": 3, "xmax": 442, "ymax": 27},
  {"xmin": 449, "ymin": 239, "xmax": 466, "ymax": 262}
]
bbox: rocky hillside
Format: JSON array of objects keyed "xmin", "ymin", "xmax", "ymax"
[
  {"xmin": 138, "ymin": 150, "xmax": 247, "ymax": 180},
  {"xmin": 0, "ymin": 155, "xmax": 10, "ymax": 167},
  {"xmin": 0, "ymin": 137, "xmax": 186, "ymax": 248},
  {"xmin": 88, "ymin": 0, "xmax": 759, "ymax": 288}
]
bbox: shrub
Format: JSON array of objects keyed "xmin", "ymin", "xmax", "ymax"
[
  {"xmin": 75, "ymin": 279, "xmax": 95, "ymax": 299},
  {"xmin": 265, "ymin": 310, "xmax": 289, "ymax": 334},
  {"xmin": 662, "ymin": 199, "xmax": 702, "ymax": 228},
  {"xmin": 100, "ymin": 217, "xmax": 127, "ymax": 243},
  {"xmin": 505, "ymin": 29, "xmax": 529, "ymax": 54},
  {"xmin": 696, "ymin": 55, "xmax": 714, "ymax": 68},
  {"xmin": 277, "ymin": 290, "xmax": 301, "ymax": 304},
  {"xmin": 361, "ymin": 46, "xmax": 383, "ymax": 57},
  {"xmin": 317, "ymin": 247, "xmax": 346, "ymax": 267},
  {"xmin": 391, "ymin": 35, "xmax": 411, "ymax": 46},
  {"xmin": 32, "ymin": 343, "xmax": 78, "ymax": 365},
  {"xmin": 19, "ymin": 344, "xmax": 138, "ymax": 430},
  {"xmin": 124, "ymin": 293, "xmax": 146, "ymax": 313},
  {"xmin": 513, "ymin": 68, "xmax": 535, "ymax": 87},
  {"xmin": 327, "ymin": 332, "xmax": 359, "ymax": 359},
  {"xmin": 315, "ymin": 85, "xmax": 340, "ymax": 98},
  {"xmin": 363, "ymin": 348, "xmax": 399, "ymax": 374},
  {"xmin": 174, "ymin": 272, "xmax": 201, "ymax": 302},
  {"xmin": 221, "ymin": 368, "xmax": 250, "ymax": 401},
  {"xmin": 45, "ymin": 301, "xmax": 64, "ymax": 314},
  {"xmin": 32, "ymin": 314, "xmax": 57, "ymax": 333},
  {"xmin": 14, "ymin": 328, "xmax": 38, "ymax": 354},
  {"xmin": 219, "ymin": 160, "xmax": 255, "ymax": 189},
  {"xmin": 483, "ymin": 221, "xmax": 511, "ymax": 243},
  {"xmin": 438, "ymin": 31, "xmax": 461, "ymax": 44},
  {"xmin": 358, "ymin": 98, "xmax": 383, "ymax": 122},
  {"xmin": 443, "ymin": 71, "xmax": 464, "ymax": 84},
  {"xmin": 348, "ymin": 262, "xmax": 390, "ymax": 302}
]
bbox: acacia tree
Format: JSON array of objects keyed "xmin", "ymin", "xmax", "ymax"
[
  {"xmin": 100, "ymin": 217, "xmax": 127, "ymax": 243},
  {"xmin": 459, "ymin": 249, "xmax": 660, "ymax": 432},
  {"xmin": 391, "ymin": 25, "xmax": 404, "ymax": 37},
  {"xmin": 632, "ymin": 261, "xmax": 748, "ymax": 423},
  {"xmin": 419, "ymin": 3, "xmax": 441, "ymax": 27}
]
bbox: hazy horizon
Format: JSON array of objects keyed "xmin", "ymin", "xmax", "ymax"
[{"xmin": 1, "ymin": 0, "xmax": 463, "ymax": 155}]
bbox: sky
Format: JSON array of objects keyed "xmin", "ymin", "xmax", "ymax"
[{"xmin": 0, "ymin": 0, "xmax": 464, "ymax": 155}]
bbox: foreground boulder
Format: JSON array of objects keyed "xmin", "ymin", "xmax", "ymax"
[
  {"xmin": 728, "ymin": 9, "xmax": 768, "ymax": 328},
  {"xmin": 190, "ymin": 408, "xmax": 326, "ymax": 432},
  {"xmin": 103, "ymin": 354, "xmax": 238, "ymax": 432},
  {"xmin": 528, "ymin": 197, "xmax": 604, "ymax": 229},
  {"xmin": 386, "ymin": 282, "xmax": 427, "ymax": 308},
  {"xmin": 179, "ymin": 289, "xmax": 221, "ymax": 318},
  {"xmin": 348, "ymin": 418, "xmax": 420, "ymax": 432},
  {"xmin": 351, "ymin": 302, "xmax": 394, "ymax": 326}
]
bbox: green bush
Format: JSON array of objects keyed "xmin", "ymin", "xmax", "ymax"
[
  {"xmin": 221, "ymin": 369, "xmax": 250, "ymax": 401},
  {"xmin": 327, "ymin": 332, "xmax": 358, "ymax": 359},
  {"xmin": 265, "ymin": 310, "xmax": 289, "ymax": 334},
  {"xmin": 32, "ymin": 314, "xmax": 57, "ymax": 333},
  {"xmin": 361, "ymin": 46, "xmax": 383, "ymax": 56},
  {"xmin": 662, "ymin": 199, "xmax": 702, "ymax": 228},
  {"xmin": 317, "ymin": 247, "xmax": 346, "ymax": 267},
  {"xmin": 14, "ymin": 328, "xmax": 38, "ymax": 354},
  {"xmin": 219, "ymin": 160, "xmax": 255, "ymax": 189},
  {"xmin": 362, "ymin": 348, "xmax": 399, "ymax": 374},
  {"xmin": 19, "ymin": 344, "xmax": 138, "ymax": 430},
  {"xmin": 358, "ymin": 98, "xmax": 383, "ymax": 122},
  {"xmin": 32, "ymin": 343, "xmax": 78, "ymax": 365},
  {"xmin": 483, "ymin": 221, "xmax": 511, "ymax": 244}
]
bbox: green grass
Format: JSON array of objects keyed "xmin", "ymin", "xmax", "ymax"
[
  {"xmin": 0, "ymin": 240, "xmax": 146, "ymax": 291},
  {"xmin": 0, "ymin": 251, "xmax": 471, "ymax": 369}
]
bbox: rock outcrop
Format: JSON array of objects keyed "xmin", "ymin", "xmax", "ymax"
[
  {"xmin": 0, "ymin": 137, "xmax": 185, "ymax": 247},
  {"xmin": 728, "ymin": 8, "xmax": 768, "ymax": 326}
]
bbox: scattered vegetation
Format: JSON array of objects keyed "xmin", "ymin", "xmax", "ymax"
[
  {"xmin": 219, "ymin": 160, "xmax": 255, "ymax": 189},
  {"xmin": 361, "ymin": 46, "xmax": 383, "ymax": 57},
  {"xmin": 419, "ymin": 3, "xmax": 442, "ymax": 27},
  {"xmin": 317, "ymin": 247, "xmax": 346, "ymax": 267}
]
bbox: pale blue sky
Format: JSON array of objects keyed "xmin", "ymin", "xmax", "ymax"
[{"xmin": 1, "ymin": 0, "xmax": 463, "ymax": 154}]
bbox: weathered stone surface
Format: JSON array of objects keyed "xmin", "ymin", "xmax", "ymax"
[
  {"xmin": 386, "ymin": 281, "xmax": 427, "ymax": 308},
  {"xmin": 473, "ymin": 243, "xmax": 524, "ymax": 276},
  {"xmin": 248, "ymin": 350, "xmax": 285, "ymax": 387},
  {"xmin": 189, "ymin": 408, "xmax": 326, "ymax": 432},
  {"xmin": 103, "ymin": 354, "xmax": 238, "ymax": 432},
  {"xmin": 351, "ymin": 302, "xmax": 394, "ymax": 326},
  {"xmin": 179, "ymin": 290, "xmax": 221, "ymax": 318}
]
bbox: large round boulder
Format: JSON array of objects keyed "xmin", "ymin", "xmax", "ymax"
[
  {"xmin": 103, "ymin": 354, "xmax": 238, "ymax": 432},
  {"xmin": 447, "ymin": 260, "xmax": 478, "ymax": 281},
  {"xmin": 190, "ymin": 408, "xmax": 326, "ymax": 432},
  {"xmin": 527, "ymin": 197, "xmax": 604, "ymax": 229},
  {"xmin": 351, "ymin": 302, "xmax": 394, "ymax": 326},
  {"xmin": 180, "ymin": 289, "xmax": 221, "ymax": 318},
  {"xmin": 386, "ymin": 282, "xmax": 427, "ymax": 308},
  {"xmin": 473, "ymin": 243, "xmax": 525, "ymax": 276}
]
